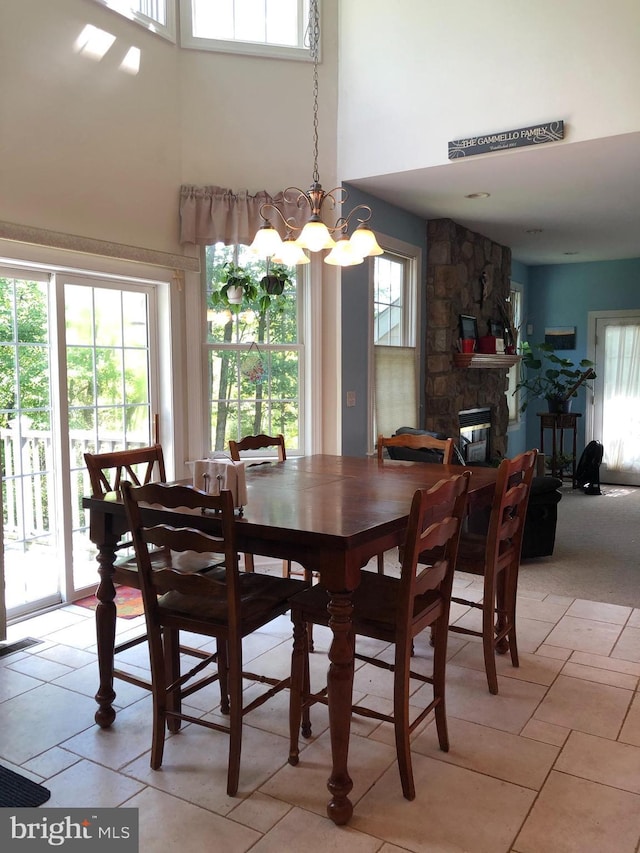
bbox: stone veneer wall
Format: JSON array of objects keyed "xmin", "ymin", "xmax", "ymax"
[{"xmin": 425, "ymin": 218, "xmax": 512, "ymax": 460}]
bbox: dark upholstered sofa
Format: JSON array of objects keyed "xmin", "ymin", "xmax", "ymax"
[{"xmin": 387, "ymin": 428, "xmax": 562, "ymax": 559}]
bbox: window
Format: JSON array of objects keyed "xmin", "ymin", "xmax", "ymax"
[
  {"xmin": 181, "ymin": 0, "xmax": 313, "ymax": 60},
  {"xmin": 372, "ymin": 246, "xmax": 419, "ymax": 442},
  {"xmin": 205, "ymin": 244, "xmax": 302, "ymax": 454},
  {"xmin": 507, "ymin": 285, "xmax": 522, "ymax": 422},
  {"xmin": 91, "ymin": 0, "xmax": 176, "ymax": 41},
  {"xmin": 91, "ymin": 1, "xmax": 313, "ymax": 58}
]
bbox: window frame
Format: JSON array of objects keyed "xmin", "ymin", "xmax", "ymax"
[
  {"xmin": 180, "ymin": 0, "xmax": 314, "ymax": 61},
  {"xmin": 90, "ymin": 0, "xmax": 177, "ymax": 43},
  {"xmin": 368, "ymin": 236, "xmax": 422, "ymax": 453}
]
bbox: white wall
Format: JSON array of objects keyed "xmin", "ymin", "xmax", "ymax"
[
  {"xmin": 1, "ymin": 0, "xmax": 339, "ymax": 256},
  {"xmin": 1, "ymin": 0, "xmax": 182, "ymax": 252},
  {"xmin": 337, "ymin": 0, "xmax": 640, "ymax": 180},
  {"xmin": 0, "ymin": 0, "xmax": 342, "ymax": 456}
]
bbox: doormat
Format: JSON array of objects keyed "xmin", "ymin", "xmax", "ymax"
[
  {"xmin": 0, "ymin": 638, "xmax": 42, "ymax": 658},
  {"xmin": 0, "ymin": 765, "xmax": 51, "ymax": 807},
  {"xmin": 75, "ymin": 586, "xmax": 144, "ymax": 619}
]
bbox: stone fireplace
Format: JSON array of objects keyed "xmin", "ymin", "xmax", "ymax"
[{"xmin": 424, "ymin": 218, "xmax": 512, "ymax": 460}]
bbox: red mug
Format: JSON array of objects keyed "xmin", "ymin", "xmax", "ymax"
[{"xmin": 461, "ymin": 338, "xmax": 475, "ymax": 353}]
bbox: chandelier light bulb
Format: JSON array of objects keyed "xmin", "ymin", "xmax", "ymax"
[
  {"xmin": 249, "ymin": 223, "xmax": 283, "ymax": 257},
  {"xmin": 324, "ymin": 237, "xmax": 364, "ymax": 267},
  {"xmin": 272, "ymin": 239, "xmax": 310, "ymax": 266},
  {"xmin": 296, "ymin": 218, "xmax": 336, "ymax": 252},
  {"xmin": 349, "ymin": 225, "xmax": 384, "ymax": 258}
]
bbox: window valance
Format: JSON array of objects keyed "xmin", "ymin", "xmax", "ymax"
[{"xmin": 179, "ymin": 185, "xmax": 307, "ymax": 246}]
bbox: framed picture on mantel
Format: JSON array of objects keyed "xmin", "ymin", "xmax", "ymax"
[{"xmin": 459, "ymin": 314, "xmax": 478, "ymax": 342}]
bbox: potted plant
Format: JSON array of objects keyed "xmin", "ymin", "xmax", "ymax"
[
  {"xmin": 211, "ymin": 262, "xmax": 258, "ymax": 311},
  {"xmin": 260, "ymin": 262, "xmax": 291, "ymax": 295},
  {"xmin": 515, "ymin": 341, "xmax": 596, "ymax": 413},
  {"xmin": 257, "ymin": 262, "xmax": 292, "ymax": 313}
]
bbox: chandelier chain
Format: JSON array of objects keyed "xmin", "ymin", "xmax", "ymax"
[
  {"xmin": 310, "ymin": 0, "xmax": 320, "ymax": 185},
  {"xmin": 249, "ymin": 0, "xmax": 380, "ymax": 265}
]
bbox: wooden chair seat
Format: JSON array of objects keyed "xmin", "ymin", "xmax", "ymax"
[
  {"xmin": 289, "ymin": 572, "xmax": 445, "ymax": 639},
  {"xmin": 449, "ymin": 450, "xmax": 538, "ymax": 694},
  {"xmin": 289, "ymin": 472, "xmax": 470, "ymax": 801},
  {"xmin": 122, "ymin": 481, "xmax": 306, "ymax": 796},
  {"xmin": 159, "ymin": 570, "xmax": 301, "ymax": 625}
]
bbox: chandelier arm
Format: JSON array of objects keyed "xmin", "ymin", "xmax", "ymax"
[
  {"xmin": 341, "ymin": 204, "xmax": 374, "ymax": 228},
  {"xmin": 258, "ymin": 202, "xmax": 300, "ymax": 233}
]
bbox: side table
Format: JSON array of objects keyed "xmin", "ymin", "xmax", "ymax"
[{"xmin": 537, "ymin": 412, "xmax": 581, "ymax": 487}]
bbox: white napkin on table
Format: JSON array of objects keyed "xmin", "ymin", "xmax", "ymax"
[{"xmin": 191, "ymin": 459, "xmax": 247, "ymax": 508}]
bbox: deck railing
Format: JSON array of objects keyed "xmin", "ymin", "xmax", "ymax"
[{"xmin": 1, "ymin": 426, "xmax": 146, "ymax": 543}]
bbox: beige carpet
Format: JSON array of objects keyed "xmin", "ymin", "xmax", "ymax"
[{"xmin": 519, "ymin": 482, "xmax": 640, "ymax": 607}]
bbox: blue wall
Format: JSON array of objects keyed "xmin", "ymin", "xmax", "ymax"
[
  {"xmin": 341, "ymin": 186, "xmax": 427, "ymax": 457},
  {"xmin": 521, "ymin": 258, "xmax": 640, "ymax": 452}
]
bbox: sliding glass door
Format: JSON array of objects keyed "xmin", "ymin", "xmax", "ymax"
[{"xmin": 1, "ymin": 267, "xmax": 157, "ymax": 619}]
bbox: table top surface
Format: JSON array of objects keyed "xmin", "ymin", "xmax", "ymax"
[
  {"xmin": 83, "ymin": 454, "xmax": 498, "ymax": 584},
  {"xmin": 85, "ymin": 454, "xmax": 495, "ymax": 537}
]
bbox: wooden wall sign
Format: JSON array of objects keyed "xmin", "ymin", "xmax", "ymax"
[{"xmin": 448, "ymin": 120, "xmax": 564, "ymax": 159}]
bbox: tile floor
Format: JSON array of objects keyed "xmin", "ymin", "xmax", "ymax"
[{"xmin": 2, "ymin": 559, "xmax": 640, "ymax": 853}]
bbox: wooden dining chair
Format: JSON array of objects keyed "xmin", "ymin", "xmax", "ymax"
[
  {"xmin": 288, "ymin": 472, "xmax": 470, "ymax": 801},
  {"xmin": 449, "ymin": 449, "xmax": 538, "ymax": 694},
  {"xmin": 229, "ymin": 433, "xmax": 286, "ymax": 463},
  {"xmin": 121, "ymin": 481, "xmax": 304, "ymax": 796},
  {"xmin": 84, "ymin": 444, "xmax": 217, "ymax": 691},
  {"xmin": 229, "ymin": 434, "xmax": 292, "ymax": 577},
  {"xmin": 376, "ymin": 433, "xmax": 455, "ymax": 573}
]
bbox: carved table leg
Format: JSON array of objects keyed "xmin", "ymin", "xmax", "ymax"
[
  {"xmin": 325, "ymin": 590, "xmax": 355, "ymax": 826},
  {"xmin": 94, "ymin": 542, "xmax": 118, "ymax": 728}
]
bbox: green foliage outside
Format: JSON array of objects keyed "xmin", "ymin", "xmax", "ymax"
[{"xmin": 0, "ymin": 277, "xmax": 151, "ymax": 437}]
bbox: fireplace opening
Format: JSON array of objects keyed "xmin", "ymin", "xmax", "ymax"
[{"xmin": 459, "ymin": 408, "xmax": 491, "ymax": 463}]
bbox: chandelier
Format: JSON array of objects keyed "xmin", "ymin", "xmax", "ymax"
[{"xmin": 249, "ymin": 0, "xmax": 382, "ymax": 268}]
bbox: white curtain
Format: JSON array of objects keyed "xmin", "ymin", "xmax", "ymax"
[
  {"xmin": 603, "ymin": 324, "xmax": 640, "ymax": 471},
  {"xmin": 374, "ymin": 346, "xmax": 418, "ymax": 439},
  {"xmin": 179, "ymin": 185, "xmax": 308, "ymax": 246}
]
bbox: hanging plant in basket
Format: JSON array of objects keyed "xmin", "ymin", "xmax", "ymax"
[
  {"xmin": 210, "ymin": 262, "xmax": 258, "ymax": 313},
  {"xmin": 257, "ymin": 262, "xmax": 293, "ymax": 312},
  {"xmin": 241, "ymin": 342, "xmax": 267, "ymax": 384}
]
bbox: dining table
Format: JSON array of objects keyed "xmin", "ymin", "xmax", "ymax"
[{"xmin": 83, "ymin": 453, "xmax": 498, "ymax": 825}]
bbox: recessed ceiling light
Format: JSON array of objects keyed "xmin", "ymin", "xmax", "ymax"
[
  {"xmin": 525, "ymin": 228, "xmax": 543, "ymax": 234},
  {"xmin": 465, "ymin": 192, "xmax": 490, "ymax": 199}
]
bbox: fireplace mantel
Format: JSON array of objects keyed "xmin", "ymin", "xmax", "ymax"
[{"xmin": 452, "ymin": 353, "xmax": 521, "ymax": 369}]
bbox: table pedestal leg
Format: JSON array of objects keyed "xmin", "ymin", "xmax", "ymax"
[
  {"xmin": 94, "ymin": 543, "xmax": 118, "ymax": 728},
  {"xmin": 325, "ymin": 590, "xmax": 355, "ymax": 826}
]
